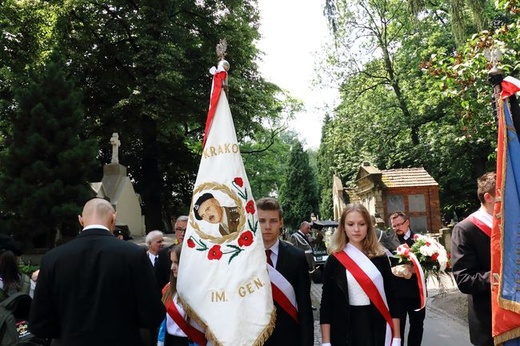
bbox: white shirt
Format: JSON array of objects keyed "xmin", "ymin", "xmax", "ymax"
[
  {"xmin": 147, "ymin": 252, "xmax": 159, "ymax": 266},
  {"xmin": 82, "ymin": 224, "xmax": 110, "ymax": 232},
  {"xmin": 266, "ymin": 239, "xmax": 280, "ymax": 268},
  {"xmin": 346, "ymin": 271, "xmax": 370, "ymax": 305}
]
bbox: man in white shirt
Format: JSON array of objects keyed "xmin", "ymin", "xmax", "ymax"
[
  {"xmin": 257, "ymin": 197, "xmax": 313, "ymax": 346},
  {"xmin": 146, "ymin": 230, "xmax": 164, "ymax": 268},
  {"xmin": 390, "ymin": 211, "xmax": 425, "ymax": 346},
  {"xmin": 451, "ymin": 172, "xmax": 495, "ymax": 346}
]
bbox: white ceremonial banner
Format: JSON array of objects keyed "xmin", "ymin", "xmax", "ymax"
[{"xmin": 177, "ymin": 75, "xmax": 275, "ymax": 346}]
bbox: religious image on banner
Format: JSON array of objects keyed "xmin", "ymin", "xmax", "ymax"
[
  {"xmin": 177, "ymin": 40, "xmax": 275, "ymax": 346},
  {"xmin": 491, "ymin": 73, "xmax": 520, "ymax": 346}
]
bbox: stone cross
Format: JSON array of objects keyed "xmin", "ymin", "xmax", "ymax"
[{"xmin": 110, "ymin": 133, "xmax": 121, "ymax": 164}]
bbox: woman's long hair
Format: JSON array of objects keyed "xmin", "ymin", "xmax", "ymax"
[
  {"xmin": 0, "ymin": 250, "xmax": 21, "ymax": 292},
  {"xmin": 329, "ymin": 203, "xmax": 386, "ymax": 258},
  {"xmin": 162, "ymin": 244, "xmax": 182, "ymax": 304}
]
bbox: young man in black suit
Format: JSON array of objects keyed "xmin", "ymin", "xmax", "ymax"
[
  {"xmin": 256, "ymin": 197, "xmax": 314, "ymax": 346},
  {"xmin": 29, "ymin": 198, "xmax": 165, "ymax": 346},
  {"xmin": 390, "ymin": 211, "xmax": 425, "ymax": 346},
  {"xmin": 451, "ymin": 172, "xmax": 495, "ymax": 346}
]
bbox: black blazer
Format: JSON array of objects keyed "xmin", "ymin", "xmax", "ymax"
[
  {"xmin": 320, "ymin": 252, "xmax": 399, "ymax": 345},
  {"xmin": 264, "ymin": 241, "xmax": 314, "ymax": 346},
  {"xmin": 29, "ymin": 228, "xmax": 166, "ymax": 346},
  {"xmin": 391, "ymin": 230, "xmax": 422, "ymax": 300},
  {"xmin": 451, "ymin": 217, "xmax": 493, "ymax": 346},
  {"xmin": 156, "ymin": 244, "xmax": 174, "ymax": 291}
]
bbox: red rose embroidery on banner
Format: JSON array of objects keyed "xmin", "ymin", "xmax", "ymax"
[
  {"xmin": 238, "ymin": 231, "xmax": 254, "ymax": 247},
  {"xmin": 234, "ymin": 177, "xmax": 244, "ymax": 187},
  {"xmin": 187, "ymin": 239, "xmax": 195, "ymax": 248},
  {"xmin": 245, "ymin": 200, "xmax": 255, "ymax": 214},
  {"xmin": 208, "ymin": 245, "xmax": 223, "ymax": 260}
]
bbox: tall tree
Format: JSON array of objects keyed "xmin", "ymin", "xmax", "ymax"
[
  {"xmin": 0, "ymin": 0, "xmax": 286, "ymax": 233},
  {"xmin": 278, "ymin": 141, "xmax": 320, "ymax": 230},
  {"xmin": 317, "ymin": 0, "xmax": 497, "ymax": 219},
  {"xmin": 50, "ymin": 0, "xmax": 283, "ymax": 230},
  {"xmin": 0, "ymin": 52, "xmax": 98, "ymax": 248}
]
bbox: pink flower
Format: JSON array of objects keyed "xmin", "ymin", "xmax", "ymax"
[{"xmin": 397, "ymin": 244, "xmax": 410, "ymax": 256}]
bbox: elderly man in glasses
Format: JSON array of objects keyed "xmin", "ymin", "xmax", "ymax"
[
  {"xmin": 390, "ymin": 211, "xmax": 425, "ymax": 346},
  {"xmin": 156, "ymin": 216, "xmax": 188, "ymax": 291}
]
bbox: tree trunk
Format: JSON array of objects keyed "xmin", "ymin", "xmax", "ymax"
[{"xmin": 141, "ymin": 114, "xmax": 163, "ymax": 232}]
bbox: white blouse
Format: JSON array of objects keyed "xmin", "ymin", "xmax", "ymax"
[{"xmin": 346, "ymin": 270, "xmax": 370, "ymax": 306}]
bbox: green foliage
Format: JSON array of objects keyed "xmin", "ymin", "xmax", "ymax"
[
  {"xmin": 317, "ymin": 0, "xmax": 500, "ymax": 220},
  {"xmin": 0, "ymin": 52, "xmax": 97, "ymax": 247},
  {"xmin": 0, "ymin": 0, "xmax": 287, "ymax": 236},
  {"xmin": 242, "ymin": 131, "xmax": 295, "ymax": 199},
  {"xmin": 19, "ymin": 260, "xmax": 39, "ymax": 276},
  {"xmin": 278, "ymin": 141, "xmax": 320, "ymax": 230}
]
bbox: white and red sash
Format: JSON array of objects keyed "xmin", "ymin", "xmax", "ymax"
[
  {"xmin": 466, "ymin": 209, "xmax": 492, "ymax": 237},
  {"xmin": 404, "ymin": 251, "xmax": 427, "ymax": 311},
  {"xmin": 334, "ymin": 244, "xmax": 393, "ymax": 345},
  {"xmin": 163, "ymin": 285, "xmax": 207, "ymax": 346},
  {"xmin": 267, "ymin": 264, "xmax": 299, "ymax": 323}
]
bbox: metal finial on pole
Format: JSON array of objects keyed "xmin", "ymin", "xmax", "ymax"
[
  {"xmin": 214, "ymin": 39, "xmax": 230, "ymax": 96},
  {"xmin": 216, "ymin": 39, "xmax": 227, "ymax": 61},
  {"xmin": 485, "ymin": 46, "xmax": 504, "ymax": 123}
]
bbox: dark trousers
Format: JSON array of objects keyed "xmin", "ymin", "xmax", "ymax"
[
  {"xmin": 165, "ymin": 334, "xmax": 189, "ymax": 346},
  {"xmin": 397, "ymin": 296, "xmax": 425, "ymax": 346}
]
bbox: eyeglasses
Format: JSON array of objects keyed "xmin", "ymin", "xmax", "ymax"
[
  {"xmin": 392, "ymin": 220, "xmax": 408, "ymax": 229},
  {"xmin": 175, "ymin": 228, "xmax": 187, "ymax": 233}
]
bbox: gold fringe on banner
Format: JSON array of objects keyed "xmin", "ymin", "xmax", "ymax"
[{"xmin": 180, "ymin": 296, "xmax": 276, "ymax": 346}]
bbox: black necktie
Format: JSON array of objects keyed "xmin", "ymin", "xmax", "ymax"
[
  {"xmin": 398, "ymin": 235, "xmax": 405, "ymax": 244},
  {"xmin": 265, "ymin": 249, "xmax": 273, "ymax": 267},
  {"xmin": 154, "ymin": 256, "xmax": 158, "ymax": 267}
]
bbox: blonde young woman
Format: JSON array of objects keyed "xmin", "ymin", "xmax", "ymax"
[{"xmin": 319, "ymin": 204, "xmax": 401, "ymax": 346}]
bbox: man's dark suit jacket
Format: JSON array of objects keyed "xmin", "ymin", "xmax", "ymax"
[
  {"xmin": 451, "ymin": 217, "xmax": 493, "ymax": 346},
  {"xmin": 320, "ymin": 253, "xmax": 399, "ymax": 345},
  {"xmin": 391, "ymin": 231, "xmax": 421, "ymax": 300},
  {"xmin": 29, "ymin": 228, "xmax": 165, "ymax": 346},
  {"xmin": 264, "ymin": 241, "xmax": 314, "ymax": 346},
  {"xmin": 156, "ymin": 244, "xmax": 174, "ymax": 291}
]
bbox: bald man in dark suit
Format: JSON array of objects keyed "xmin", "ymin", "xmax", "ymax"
[{"xmin": 29, "ymin": 198, "xmax": 165, "ymax": 346}]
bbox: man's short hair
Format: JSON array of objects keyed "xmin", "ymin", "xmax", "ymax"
[
  {"xmin": 175, "ymin": 215, "xmax": 189, "ymax": 223},
  {"xmin": 477, "ymin": 172, "xmax": 496, "ymax": 204},
  {"xmin": 390, "ymin": 211, "xmax": 408, "ymax": 222},
  {"xmin": 256, "ymin": 197, "xmax": 283, "ymax": 220},
  {"xmin": 146, "ymin": 230, "xmax": 163, "ymax": 245},
  {"xmin": 193, "ymin": 193, "xmax": 216, "ymax": 220}
]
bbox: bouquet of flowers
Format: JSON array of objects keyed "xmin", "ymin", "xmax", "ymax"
[{"xmin": 393, "ymin": 233, "xmax": 450, "ymax": 281}]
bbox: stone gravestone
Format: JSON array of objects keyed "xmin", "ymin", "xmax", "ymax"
[{"xmin": 91, "ymin": 133, "xmax": 145, "ymax": 237}]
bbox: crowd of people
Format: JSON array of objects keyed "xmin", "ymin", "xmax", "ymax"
[{"xmin": 0, "ymin": 172, "xmax": 493, "ymax": 346}]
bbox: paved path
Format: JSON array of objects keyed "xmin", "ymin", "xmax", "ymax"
[{"xmin": 310, "ymin": 273, "xmax": 471, "ymax": 346}]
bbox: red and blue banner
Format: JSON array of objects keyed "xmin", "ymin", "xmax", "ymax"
[{"xmin": 491, "ymin": 77, "xmax": 520, "ymax": 345}]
